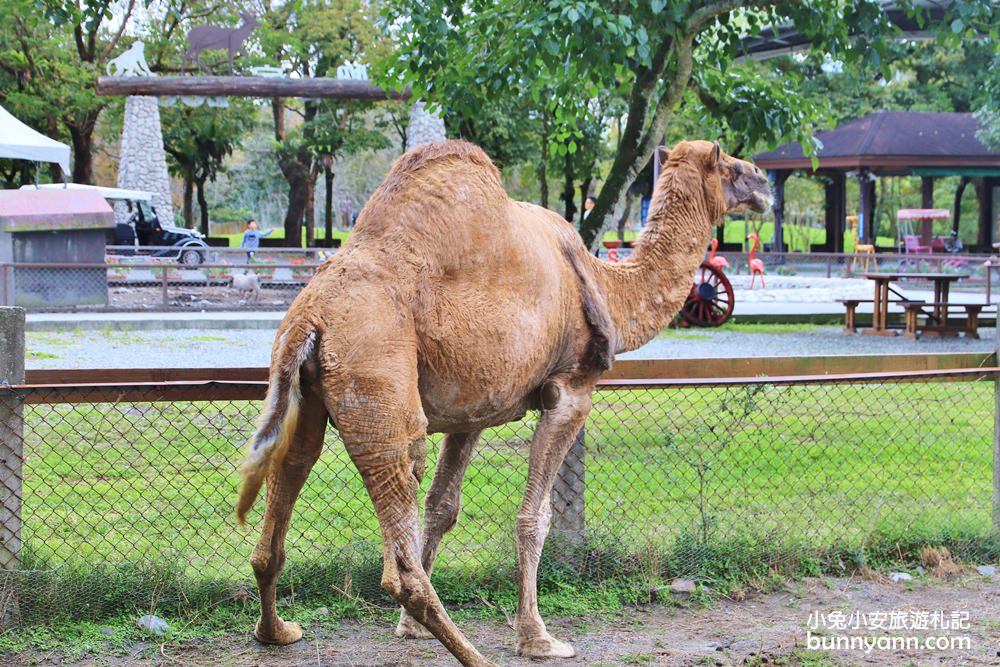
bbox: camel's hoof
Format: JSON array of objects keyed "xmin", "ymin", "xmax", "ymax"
[
  {"xmin": 395, "ymin": 612, "xmax": 434, "ymax": 639},
  {"xmin": 516, "ymin": 634, "xmax": 576, "ymax": 658},
  {"xmin": 254, "ymin": 618, "xmax": 303, "ymax": 645}
]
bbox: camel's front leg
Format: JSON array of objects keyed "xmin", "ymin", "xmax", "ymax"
[
  {"xmin": 397, "ymin": 430, "xmax": 481, "ymax": 639},
  {"xmin": 516, "ymin": 377, "xmax": 592, "ymax": 658},
  {"xmin": 251, "ymin": 384, "xmax": 328, "ymax": 645}
]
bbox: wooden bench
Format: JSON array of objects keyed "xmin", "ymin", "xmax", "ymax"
[
  {"xmin": 901, "ymin": 301, "xmax": 990, "ymax": 339},
  {"xmin": 837, "ymin": 299, "xmax": 871, "ymax": 333},
  {"xmin": 838, "ymin": 298, "xmax": 921, "ymax": 333}
]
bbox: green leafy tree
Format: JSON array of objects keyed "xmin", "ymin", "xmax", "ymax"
[
  {"xmin": 0, "ymin": 0, "xmax": 68, "ymax": 185},
  {"xmin": 162, "ymin": 102, "xmax": 255, "ymax": 234},
  {"xmin": 975, "ymin": 51, "xmax": 1000, "ymax": 150},
  {"xmin": 258, "ymin": 0, "xmax": 391, "ymax": 247},
  {"xmin": 382, "ymin": 0, "xmax": 996, "ymax": 248},
  {"xmin": 0, "ymin": 0, "xmax": 145, "ymax": 184}
]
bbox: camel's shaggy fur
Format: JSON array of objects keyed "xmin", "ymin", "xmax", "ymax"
[{"xmin": 237, "ymin": 139, "xmax": 771, "ymax": 666}]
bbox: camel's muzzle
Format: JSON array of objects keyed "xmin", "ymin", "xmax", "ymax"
[{"xmin": 749, "ymin": 190, "xmax": 772, "ymax": 213}]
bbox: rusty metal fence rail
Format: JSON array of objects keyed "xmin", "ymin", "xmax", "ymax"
[{"xmin": 1, "ymin": 369, "xmax": 999, "ymax": 627}]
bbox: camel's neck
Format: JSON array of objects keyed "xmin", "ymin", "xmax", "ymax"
[{"xmin": 592, "ymin": 164, "xmax": 718, "ymax": 354}]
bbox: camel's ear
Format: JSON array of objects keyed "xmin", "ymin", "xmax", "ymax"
[
  {"xmin": 657, "ymin": 145, "xmax": 669, "ymax": 166},
  {"xmin": 709, "ymin": 142, "xmax": 721, "ymax": 167}
]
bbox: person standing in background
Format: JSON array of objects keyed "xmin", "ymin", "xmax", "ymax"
[{"xmin": 241, "ymin": 219, "xmax": 272, "ymax": 262}]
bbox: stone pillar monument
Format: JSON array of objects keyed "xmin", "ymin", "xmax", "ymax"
[
  {"xmin": 116, "ymin": 96, "xmax": 175, "ymax": 226},
  {"xmin": 405, "ymin": 101, "xmax": 446, "ymax": 151}
]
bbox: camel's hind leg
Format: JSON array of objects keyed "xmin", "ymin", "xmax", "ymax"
[
  {"xmin": 332, "ymin": 378, "xmax": 494, "ymax": 666},
  {"xmin": 397, "ymin": 430, "xmax": 481, "ymax": 639},
  {"xmin": 250, "ymin": 380, "xmax": 328, "ymax": 645},
  {"xmin": 515, "ymin": 376, "xmax": 593, "ymax": 658}
]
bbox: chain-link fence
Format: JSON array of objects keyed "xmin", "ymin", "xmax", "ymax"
[{"xmin": 1, "ymin": 369, "xmax": 998, "ymax": 628}]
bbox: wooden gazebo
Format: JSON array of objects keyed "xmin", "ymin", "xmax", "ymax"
[{"xmin": 754, "ymin": 111, "xmax": 1000, "ymax": 253}]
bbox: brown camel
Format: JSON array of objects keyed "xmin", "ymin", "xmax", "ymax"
[{"xmin": 236, "ymin": 139, "xmax": 771, "ymax": 667}]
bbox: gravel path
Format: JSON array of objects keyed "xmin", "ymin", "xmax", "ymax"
[{"xmin": 25, "ymin": 324, "xmax": 996, "ymax": 369}]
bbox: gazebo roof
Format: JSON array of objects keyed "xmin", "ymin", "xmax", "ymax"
[
  {"xmin": 739, "ymin": 1, "xmax": 952, "ymax": 60},
  {"xmin": 753, "ymin": 111, "xmax": 1000, "ymax": 173}
]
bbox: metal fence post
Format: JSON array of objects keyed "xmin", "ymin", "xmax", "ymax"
[
  {"xmin": 0, "ymin": 306, "xmax": 24, "ymax": 571},
  {"xmin": 160, "ymin": 267, "xmax": 169, "ymax": 307},
  {"xmin": 0, "ymin": 265, "xmax": 9, "ymax": 307},
  {"xmin": 994, "ymin": 325, "xmax": 1000, "ymax": 533},
  {"xmin": 551, "ymin": 427, "xmax": 585, "ymax": 545}
]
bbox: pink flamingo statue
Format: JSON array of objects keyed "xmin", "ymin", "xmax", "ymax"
[
  {"xmin": 747, "ymin": 232, "xmax": 766, "ymax": 289},
  {"xmin": 707, "ymin": 237, "xmax": 730, "ymax": 271}
]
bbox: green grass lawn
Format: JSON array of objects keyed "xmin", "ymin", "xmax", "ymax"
[
  {"xmin": 12, "ymin": 378, "xmax": 996, "ymax": 628},
  {"xmin": 720, "ymin": 219, "xmax": 895, "ymax": 253}
]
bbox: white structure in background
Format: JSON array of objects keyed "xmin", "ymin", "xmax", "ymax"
[
  {"xmin": 105, "ymin": 40, "xmax": 154, "ymax": 77},
  {"xmin": 329, "ymin": 59, "xmax": 443, "ymax": 151},
  {"xmin": 337, "ymin": 61, "xmax": 369, "ymax": 80},
  {"xmin": 406, "ymin": 101, "xmax": 445, "ymax": 151},
  {"xmin": 116, "ymin": 96, "xmax": 175, "ymax": 226},
  {"xmin": 106, "ymin": 42, "xmax": 175, "ymax": 226},
  {"xmin": 0, "ymin": 104, "xmax": 70, "ymax": 177}
]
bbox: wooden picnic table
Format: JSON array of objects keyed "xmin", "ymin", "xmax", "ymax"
[{"xmin": 862, "ymin": 272, "xmax": 970, "ymax": 336}]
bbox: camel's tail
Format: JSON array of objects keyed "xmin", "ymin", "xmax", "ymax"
[{"xmin": 236, "ymin": 324, "xmax": 317, "ymax": 524}]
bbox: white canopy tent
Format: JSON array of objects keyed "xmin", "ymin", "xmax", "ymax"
[
  {"xmin": 20, "ymin": 182, "xmax": 152, "ymax": 202},
  {"xmin": 0, "ymin": 104, "xmax": 71, "ymax": 176}
]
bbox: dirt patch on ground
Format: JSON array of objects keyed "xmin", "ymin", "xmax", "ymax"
[{"xmin": 11, "ymin": 575, "xmax": 1000, "ymax": 666}]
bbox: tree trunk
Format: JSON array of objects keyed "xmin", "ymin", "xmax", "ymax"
[
  {"xmin": 196, "ymin": 176, "xmax": 210, "ymax": 236},
  {"xmin": 66, "ymin": 117, "xmax": 98, "ymax": 185},
  {"xmin": 952, "ymin": 176, "xmax": 971, "ymax": 237},
  {"xmin": 324, "ymin": 164, "xmax": 334, "ymax": 243},
  {"xmin": 281, "ymin": 162, "xmax": 309, "ymax": 248},
  {"xmin": 539, "ymin": 121, "xmax": 549, "ymax": 210},
  {"xmin": 182, "ymin": 166, "xmax": 194, "ymax": 229},
  {"xmin": 579, "ymin": 176, "xmax": 592, "ymax": 226},
  {"xmin": 273, "ymin": 99, "xmax": 304, "ymax": 247},
  {"xmin": 305, "ymin": 163, "xmax": 319, "ymax": 247},
  {"xmin": 617, "ymin": 190, "xmax": 636, "ymax": 243},
  {"xmin": 579, "ymin": 37, "xmax": 694, "ymax": 249},
  {"xmin": 47, "ymin": 116, "xmax": 62, "ymax": 182},
  {"xmin": 562, "ymin": 152, "xmax": 576, "ymax": 222}
]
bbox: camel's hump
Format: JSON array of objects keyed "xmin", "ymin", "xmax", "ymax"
[{"xmin": 386, "ymin": 140, "xmax": 501, "ymax": 182}]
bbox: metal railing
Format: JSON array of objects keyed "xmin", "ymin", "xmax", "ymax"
[{"xmin": 2, "ymin": 249, "xmax": 997, "ymax": 310}]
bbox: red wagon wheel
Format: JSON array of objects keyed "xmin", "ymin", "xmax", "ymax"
[{"xmin": 679, "ymin": 262, "xmax": 735, "ymax": 327}]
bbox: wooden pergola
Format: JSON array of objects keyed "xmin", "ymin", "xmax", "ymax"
[
  {"xmin": 754, "ymin": 111, "xmax": 1000, "ymax": 253},
  {"xmin": 96, "ymin": 76, "xmax": 411, "ymax": 100}
]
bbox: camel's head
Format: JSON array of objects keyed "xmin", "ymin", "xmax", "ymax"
[{"xmin": 658, "ymin": 140, "xmax": 772, "ymax": 219}]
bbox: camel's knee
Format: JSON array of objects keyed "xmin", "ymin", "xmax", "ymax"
[
  {"xmin": 251, "ymin": 544, "xmax": 285, "ymax": 581},
  {"xmin": 517, "ymin": 502, "xmax": 552, "ymax": 545},
  {"xmin": 381, "ymin": 568, "xmax": 403, "ymax": 599},
  {"xmin": 408, "ymin": 436, "xmax": 427, "ymax": 485},
  {"xmin": 385, "ymin": 553, "xmax": 439, "ymax": 619},
  {"xmin": 426, "ymin": 497, "xmax": 461, "ymax": 536}
]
